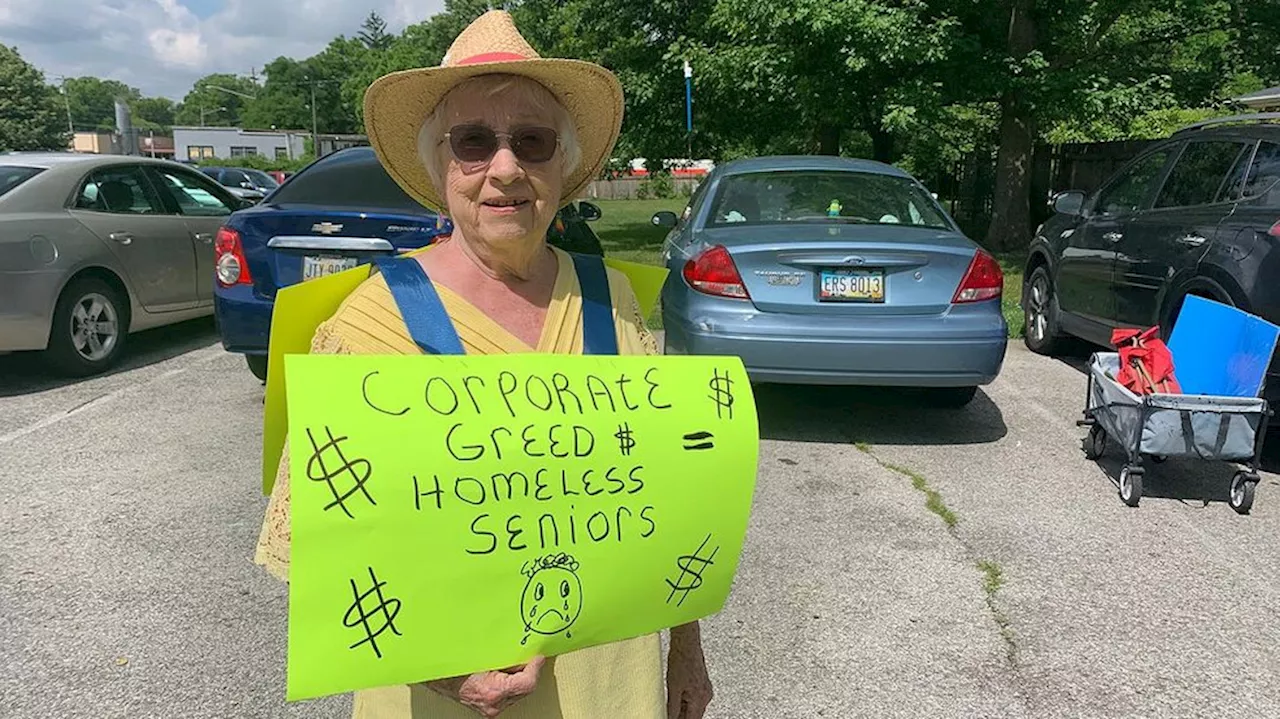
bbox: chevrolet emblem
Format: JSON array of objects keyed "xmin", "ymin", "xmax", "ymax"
[{"xmin": 312, "ymin": 222, "xmax": 344, "ymax": 235}]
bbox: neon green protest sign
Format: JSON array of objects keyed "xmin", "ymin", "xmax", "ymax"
[{"xmin": 284, "ymin": 354, "xmax": 759, "ymax": 701}]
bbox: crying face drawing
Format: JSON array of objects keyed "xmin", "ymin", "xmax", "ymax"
[{"xmin": 519, "ymin": 553, "xmax": 582, "ymax": 645}]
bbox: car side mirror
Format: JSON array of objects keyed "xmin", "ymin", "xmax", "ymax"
[
  {"xmin": 1052, "ymin": 190, "xmax": 1086, "ymax": 216},
  {"xmin": 652, "ymin": 211, "xmax": 679, "ymax": 228},
  {"xmin": 578, "ymin": 201, "xmax": 602, "ymax": 221}
]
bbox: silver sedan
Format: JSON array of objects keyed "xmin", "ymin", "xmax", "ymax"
[{"xmin": 0, "ymin": 153, "xmax": 251, "ymax": 376}]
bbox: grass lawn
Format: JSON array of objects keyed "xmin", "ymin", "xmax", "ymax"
[
  {"xmin": 999, "ymin": 255, "xmax": 1026, "ymax": 340},
  {"xmin": 591, "ymin": 199, "xmax": 686, "ymax": 267},
  {"xmin": 590, "ymin": 198, "xmax": 1026, "ymax": 339}
]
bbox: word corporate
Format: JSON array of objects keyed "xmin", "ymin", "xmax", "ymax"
[{"xmin": 361, "ymin": 365, "xmax": 675, "ymax": 421}]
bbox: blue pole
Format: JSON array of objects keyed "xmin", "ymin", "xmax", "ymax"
[{"xmin": 685, "ymin": 76, "xmax": 693, "ymax": 135}]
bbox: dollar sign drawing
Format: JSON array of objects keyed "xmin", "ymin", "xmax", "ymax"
[
  {"xmin": 665, "ymin": 534, "xmax": 719, "ymax": 607},
  {"xmin": 343, "ymin": 566, "xmax": 402, "ymax": 659},
  {"xmin": 306, "ymin": 427, "xmax": 375, "ymax": 520},
  {"xmin": 709, "ymin": 370, "xmax": 734, "ymax": 420},
  {"xmin": 614, "ymin": 422, "xmax": 637, "ymax": 456}
]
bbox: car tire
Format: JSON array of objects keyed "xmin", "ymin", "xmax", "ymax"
[
  {"xmin": 924, "ymin": 386, "xmax": 978, "ymax": 409},
  {"xmin": 1023, "ymin": 266, "xmax": 1064, "ymax": 356},
  {"xmin": 46, "ymin": 277, "xmax": 129, "ymax": 377},
  {"xmin": 246, "ymin": 354, "xmax": 268, "ymax": 382}
]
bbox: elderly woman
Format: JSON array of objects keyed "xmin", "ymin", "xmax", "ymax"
[{"xmin": 252, "ymin": 10, "xmax": 713, "ymax": 719}]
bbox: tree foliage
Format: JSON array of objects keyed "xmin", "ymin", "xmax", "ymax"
[
  {"xmin": 63, "ymin": 77, "xmax": 140, "ymax": 130},
  {"xmin": 174, "ymin": 73, "xmax": 260, "ymax": 127},
  {"xmin": 0, "ymin": 45, "xmax": 68, "ymax": 151},
  {"xmin": 14, "ymin": 1, "xmax": 1280, "ymax": 247},
  {"xmin": 359, "ymin": 11, "xmax": 394, "ymax": 50}
]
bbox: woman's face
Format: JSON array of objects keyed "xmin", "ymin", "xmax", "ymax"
[{"xmin": 439, "ymin": 82, "xmax": 564, "ymax": 253}]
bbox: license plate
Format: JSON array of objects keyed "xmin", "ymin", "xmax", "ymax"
[
  {"xmin": 302, "ymin": 255, "xmax": 358, "ymax": 281},
  {"xmin": 818, "ymin": 268, "xmax": 885, "ymax": 302}
]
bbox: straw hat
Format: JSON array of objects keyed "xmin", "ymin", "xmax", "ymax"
[{"xmin": 363, "ymin": 10, "xmax": 624, "ymax": 212}]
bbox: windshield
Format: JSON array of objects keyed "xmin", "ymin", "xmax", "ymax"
[
  {"xmin": 0, "ymin": 166, "xmax": 45, "ymax": 199},
  {"xmin": 708, "ymin": 170, "xmax": 951, "ymax": 230},
  {"xmin": 245, "ymin": 169, "xmax": 279, "ymax": 189}
]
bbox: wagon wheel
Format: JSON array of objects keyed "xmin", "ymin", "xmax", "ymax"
[
  {"xmin": 1119, "ymin": 466, "xmax": 1143, "ymax": 508},
  {"xmin": 1083, "ymin": 425, "xmax": 1107, "ymax": 460},
  {"xmin": 1229, "ymin": 472, "xmax": 1258, "ymax": 515}
]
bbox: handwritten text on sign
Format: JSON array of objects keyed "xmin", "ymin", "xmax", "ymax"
[{"xmin": 284, "ymin": 354, "xmax": 759, "ymax": 701}]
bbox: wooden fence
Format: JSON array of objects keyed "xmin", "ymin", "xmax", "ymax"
[{"xmin": 582, "ymin": 177, "xmax": 702, "ymax": 200}]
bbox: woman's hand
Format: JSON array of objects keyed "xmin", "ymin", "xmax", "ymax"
[
  {"xmin": 667, "ymin": 622, "xmax": 713, "ymax": 719},
  {"xmin": 425, "ymin": 656, "xmax": 546, "ymax": 718}
]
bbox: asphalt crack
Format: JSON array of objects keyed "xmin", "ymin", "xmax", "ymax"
[{"xmin": 854, "ymin": 442, "xmax": 1022, "ymax": 676}]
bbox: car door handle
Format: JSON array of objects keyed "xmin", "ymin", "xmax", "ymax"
[
  {"xmin": 192, "ymin": 232, "xmax": 214, "ymax": 244},
  {"xmin": 1176, "ymin": 234, "xmax": 1207, "ymax": 247},
  {"xmin": 108, "ymin": 231, "xmax": 133, "ymax": 245},
  {"xmin": 1103, "ymin": 232, "xmax": 1123, "ymax": 243}
]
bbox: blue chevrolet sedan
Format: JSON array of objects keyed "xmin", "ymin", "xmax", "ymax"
[{"xmin": 656, "ymin": 156, "xmax": 1007, "ymax": 407}]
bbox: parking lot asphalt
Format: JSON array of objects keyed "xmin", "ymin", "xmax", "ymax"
[{"xmin": 1, "ymin": 319, "xmax": 1277, "ymax": 718}]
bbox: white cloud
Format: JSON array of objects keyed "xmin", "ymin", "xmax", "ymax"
[{"xmin": 0, "ymin": 0, "xmax": 448, "ymax": 101}]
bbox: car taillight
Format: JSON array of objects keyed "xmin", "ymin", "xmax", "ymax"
[
  {"xmin": 952, "ymin": 249, "xmax": 1003, "ymax": 303},
  {"xmin": 215, "ymin": 226, "xmax": 252, "ymax": 287},
  {"xmin": 1269, "ymin": 220, "xmax": 1280, "ymax": 238},
  {"xmin": 683, "ymin": 245, "xmax": 749, "ymax": 299}
]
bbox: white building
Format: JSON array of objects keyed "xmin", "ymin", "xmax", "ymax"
[{"xmin": 172, "ymin": 126, "xmax": 309, "ymax": 162}]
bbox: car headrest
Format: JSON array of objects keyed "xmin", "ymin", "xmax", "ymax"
[{"xmin": 98, "ymin": 180, "xmax": 135, "ymax": 212}]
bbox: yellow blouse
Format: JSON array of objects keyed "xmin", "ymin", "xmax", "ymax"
[{"xmin": 253, "ymin": 247, "xmax": 665, "ymax": 718}]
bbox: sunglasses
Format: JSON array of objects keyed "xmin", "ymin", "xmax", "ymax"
[{"xmin": 443, "ymin": 124, "xmax": 560, "ymax": 166}]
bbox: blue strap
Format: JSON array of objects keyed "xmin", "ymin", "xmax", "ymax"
[
  {"xmin": 373, "ymin": 256, "xmax": 466, "ymax": 355},
  {"xmin": 570, "ymin": 253, "xmax": 619, "ymax": 356}
]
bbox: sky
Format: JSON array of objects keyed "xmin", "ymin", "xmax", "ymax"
[{"xmin": 0, "ymin": 0, "xmax": 448, "ymax": 101}]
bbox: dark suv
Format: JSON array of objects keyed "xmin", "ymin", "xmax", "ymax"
[{"xmin": 1023, "ymin": 114, "xmax": 1280, "ymax": 395}]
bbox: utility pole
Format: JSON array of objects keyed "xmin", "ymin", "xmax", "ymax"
[
  {"xmin": 56, "ymin": 76, "xmax": 74, "ymax": 137},
  {"xmin": 309, "ymin": 78, "xmax": 319, "ymax": 158}
]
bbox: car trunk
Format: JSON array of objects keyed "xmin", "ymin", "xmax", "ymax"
[
  {"xmin": 707, "ymin": 224, "xmax": 981, "ymax": 316},
  {"xmin": 238, "ymin": 204, "xmax": 447, "ymax": 299}
]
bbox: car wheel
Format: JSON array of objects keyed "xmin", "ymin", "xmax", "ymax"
[
  {"xmin": 924, "ymin": 386, "xmax": 978, "ymax": 409},
  {"xmin": 1023, "ymin": 266, "xmax": 1064, "ymax": 355},
  {"xmin": 46, "ymin": 277, "xmax": 129, "ymax": 377},
  {"xmin": 246, "ymin": 354, "xmax": 268, "ymax": 382}
]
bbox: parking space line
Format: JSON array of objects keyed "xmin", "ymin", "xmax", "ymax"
[{"xmin": 0, "ymin": 346, "xmax": 226, "ymax": 446}]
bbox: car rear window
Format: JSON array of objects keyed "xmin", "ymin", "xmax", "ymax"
[
  {"xmin": 1242, "ymin": 141, "xmax": 1280, "ymax": 206},
  {"xmin": 0, "ymin": 166, "xmax": 44, "ymax": 198},
  {"xmin": 708, "ymin": 170, "xmax": 951, "ymax": 230},
  {"xmin": 244, "ymin": 169, "xmax": 279, "ymax": 189},
  {"xmin": 268, "ymin": 150, "xmax": 430, "ymax": 214},
  {"xmin": 1155, "ymin": 140, "xmax": 1251, "ymax": 208}
]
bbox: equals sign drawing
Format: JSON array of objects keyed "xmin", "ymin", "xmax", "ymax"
[{"xmin": 682, "ymin": 431, "xmax": 715, "ymax": 451}]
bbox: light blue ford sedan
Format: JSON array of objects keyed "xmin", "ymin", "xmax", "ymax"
[{"xmin": 656, "ymin": 156, "xmax": 1008, "ymax": 408}]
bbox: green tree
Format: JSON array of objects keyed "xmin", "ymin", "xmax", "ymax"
[
  {"xmin": 358, "ymin": 11, "xmax": 394, "ymax": 50},
  {"xmin": 63, "ymin": 76, "xmax": 141, "ymax": 130},
  {"xmin": 131, "ymin": 96, "xmax": 176, "ymax": 131},
  {"xmin": 977, "ymin": 0, "xmax": 1253, "ymax": 250},
  {"xmin": 305, "ymin": 36, "xmax": 368, "ymax": 134},
  {"xmin": 239, "ymin": 57, "xmax": 313, "ymax": 130},
  {"xmin": 0, "ymin": 45, "xmax": 69, "ymax": 151},
  {"xmin": 174, "ymin": 74, "xmax": 261, "ymax": 126}
]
